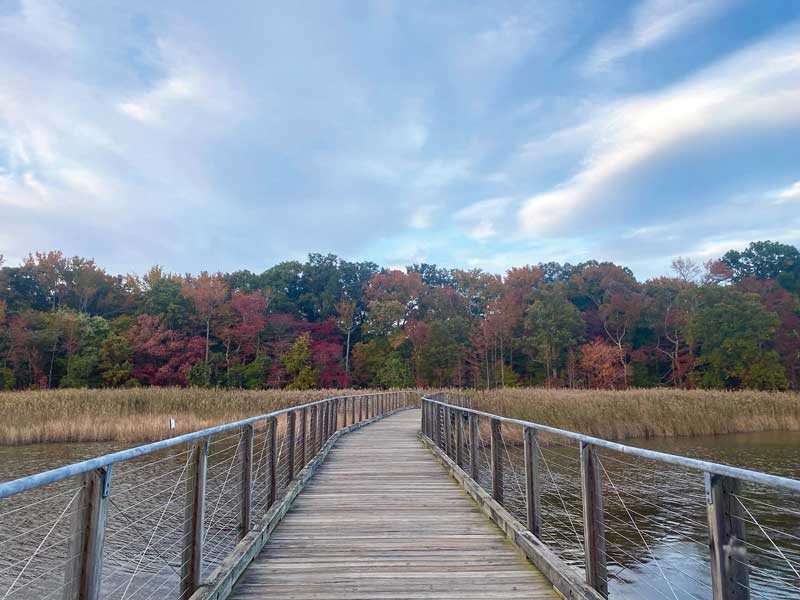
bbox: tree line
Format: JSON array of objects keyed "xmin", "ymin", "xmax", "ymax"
[{"xmin": 0, "ymin": 240, "xmax": 798, "ymax": 391}]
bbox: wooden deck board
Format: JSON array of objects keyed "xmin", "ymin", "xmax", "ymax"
[{"xmin": 229, "ymin": 409, "xmax": 557, "ymax": 599}]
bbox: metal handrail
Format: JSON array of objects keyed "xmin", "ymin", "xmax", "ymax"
[
  {"xmin": 0, "ymin": 391, "xmax": 407, "ymax": 499},
  {"xmin": 423, "ymin": 396, "xmax": 800, "ymax": 493}
]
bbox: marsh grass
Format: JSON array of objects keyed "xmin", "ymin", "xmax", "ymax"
[
  {"xmin": 0, "ymin": 388, "xmax": 397, "ymax": 445},
  {"xmin": 460, "ymin": 388, "xmax": 800, "ymax": 442}
]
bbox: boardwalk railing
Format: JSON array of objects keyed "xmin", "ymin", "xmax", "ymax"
[
  {"xmin": 0, "ymin": 391, "xmax": 416, "ymax": 600},
  {"xmin": 421, "ymin": 396, "xmax": 800, "ymax": 600}
]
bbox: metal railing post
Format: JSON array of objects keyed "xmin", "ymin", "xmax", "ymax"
[
  {"xmin": 64, "ymin": 465, "xmax": 111, "ymax": 600},
  {"xmin": 286, "ymin": 412, "xmax": 296, "ymax": 483},
  {"xmin": 267, "ymin": 418, "xmax": 278, "ymax": 510},
  {"xmin": 580, "ymin": 442, "xmax": 608, "ymax": 597},
  {"xmin": 706, "ymin": 473, "xmax": 749, "ymax": 600},
  {"xmin": 490, "ymin": 418, "xmax": 504, "ymax": 504},
  {"xmin": 523, "ymin": 426, "xmax": 541, "ymax": 538},
  {"xmin": 241, "ymin": 424, "xmax": 254, "ymax": 537},
  {"xmin": 180, "ymin": 438, "xmax": 208, "ymax": 598}
]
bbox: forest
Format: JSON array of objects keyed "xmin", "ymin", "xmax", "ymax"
[{"xmin": 0, "ymin": 240, "xmax": 798, "ymax": 392}]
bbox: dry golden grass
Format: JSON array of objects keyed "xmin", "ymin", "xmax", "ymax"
[
  {"xmin": 458, "ymin": 388, "xmax": 800, "ymax": 441},
  {"xmin": 0, "ymin": 388, "xmax": 407, "ymax": 445}
]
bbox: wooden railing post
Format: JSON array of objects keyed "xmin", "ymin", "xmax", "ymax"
[
  {"xmin": 523, "ymin": 427, "xmax": 541, "ymax": 538},
  {"xmin": 180, "ymin": 438, "xmax": 208, "ymax": 599},
  {"xmin": 490, "ymin": 418, "xmax": 504, "ymax": 504},
  {"xmin": 580, "ymin": 442, "xmax": 608, "ymax": 597},
  {"xmin": 455, "ymin": 410, "xmax": 464, "ymax": 468},
  {"xmin": 286, "ymin": 412, "xmax": 296, "ymax": 483},
  {"xmin": 433, "ymin": 405, "xmax": 442, "ymax": 448},
  {"xmin": 351, "ymin": 395, "xmax": 356, "ymax": 425},
  {"xmin": 318, "ymin": 402, "xmax": 325, "ymax": 448},
  {"xmin": 267, "ymin": 418, "xmax": 278, "ymax": 509},
  {"xmin": 299, "ymin": 408, "xmax": 307, "ymax": 467},
  {"xmin": 705, "ymin": 473, "xmax": 749, "ymax": 600},
  {"xmin": 64, "ymin": 465, "xmax": 112, "ymax": 600},
  {"xmin": 444, "ymin": 405, "xmax": 453, "ymax": 458},
  {"xmin": 469, "ymin": 413, "xmax": 479, "ymax": 482},
  {"xmin": 241, "ymin": 424, "xmax": 254, "ymax": 537},
  {"xmin": 309, "ymin": 405, "xmax": 318, "ymax": 455},
  {"xmin": 358, "ymin": 397, "xmax": 363, "ymax": 423}
]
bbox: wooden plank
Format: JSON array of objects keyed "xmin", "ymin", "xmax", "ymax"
[
  {"xmin": 580, "ymin": 442, "xmax": 607, "ymax": 597},
  {"xmin": 193, "ymin": 409, "xmax": 414, "ymax": 600},
  {"xmin": 226, "ymin": 410, "xmax": 556, "ymax": 600},
  {"xmin": 705, "ymin": 473, "xmax": 749, "ymax": 600}
]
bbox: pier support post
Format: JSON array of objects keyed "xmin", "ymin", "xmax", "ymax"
[
  {"xmin": 706, "ymin": 473, "xmax": 749, "ymax": 600},
  {"xmin": 490, "ymin": 418, "xmax": 503, "ymax": 504},
  {"xmin": 180, "ymin": 438, "xmax": 207, "ymax": 599},
  {"xmin": 267, "ymin": 418, "xmax": 278, "ymax": 509},
  {"xmin": 523, "ymin": 427, "xmax": 541, "ymax": 538},
  {"xmin": 580, "ymin": 442, "xmax": 608, "ymax": 597},
  {"xmin": 469, "ymin": 413, "xmax": 479, "ymax": 482},
  {"xmin": 286, "ymin": 412, "xmax": 296, "ymax": 483}
]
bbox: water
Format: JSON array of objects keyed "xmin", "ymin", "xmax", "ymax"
[{"xmin": 1, "ymin": 431, "xmax": 799, "ymax": 599}]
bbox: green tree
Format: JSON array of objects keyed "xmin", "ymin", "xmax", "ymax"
[
  {"xmin": 282, "ymin": 332, "xmax": 317, "ymax": 389},
  {"xmin": 689, "ymin": 290, "xmax": 788, "ymax": 389},
  {"xmin": 99, "ymin": 332, "xmax": 133, "ymax": 387},
  {"xmin": 722, "ymin": 241, "xmax": 800, "ymax": 291},
  {"xmin": 524, "ymin": 285, "xmax": 585, "ymax": 383}
]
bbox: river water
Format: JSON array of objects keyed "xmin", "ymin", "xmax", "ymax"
[{"xmin": 1, "ymin": 431, "xmax": 799, "ymax": 599}]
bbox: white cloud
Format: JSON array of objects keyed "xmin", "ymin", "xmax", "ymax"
[
  {"xmin": 409, "ymin": 205, "xmax": 436, "ymax": 229},
  {"xmin": 586, "ymin": 0, "xmax": 732, "ymax": 72},
  {"xmin": 520, "ymin": 28, "xmax": 800, "ymax": 235},
  {"xmin": 454, "ymin": 197, "xmax": 514, "ymax": 242},
  {"xmin": 774, "ymin": 180, "xmax": 800, "ymax": 203}
]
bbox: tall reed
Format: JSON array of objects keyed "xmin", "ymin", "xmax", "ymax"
[
  {"xmin": 0, "ymin": 388, "xmax": 404, "ymax": 445},
  {"xmin": 457, "ymin": 388, "xmax": 800, "ymax": 440}
]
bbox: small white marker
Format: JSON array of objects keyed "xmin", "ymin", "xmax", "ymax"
[{"xmin": 169, "ymin": 417, "xmax": 176, "ymax": 431}]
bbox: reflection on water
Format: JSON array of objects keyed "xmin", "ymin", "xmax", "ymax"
[{"xmin": 1, "ymin": 431, "xmax": 799, "ymax": 599}]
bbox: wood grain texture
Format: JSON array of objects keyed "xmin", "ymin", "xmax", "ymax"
[{"xmin": 229, "ymin": 409, "xmax": 556, "ymax": 600}]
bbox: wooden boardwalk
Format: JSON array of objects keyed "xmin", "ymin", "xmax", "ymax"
[{"xmin": 229, "ymin": 409, "xmax": 556, "ymax": 599}]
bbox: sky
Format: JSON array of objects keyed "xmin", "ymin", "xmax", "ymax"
[{"xmin": 1, "ymin": 0, "xmax": 799, "ymax": 280}]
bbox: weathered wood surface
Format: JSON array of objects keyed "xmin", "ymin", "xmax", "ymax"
[{"xmin": 229, "ymin": 409, "xmax": 556, "ymax": 599}]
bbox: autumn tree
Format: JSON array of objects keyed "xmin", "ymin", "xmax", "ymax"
[{"xmin": 181, "ymin": 272, "xmax": 228, "ymax": 364}]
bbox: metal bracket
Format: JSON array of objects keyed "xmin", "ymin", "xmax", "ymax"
[{"xmin": 98, "ymin": 465, "xmax": 112, "ymax": 498}]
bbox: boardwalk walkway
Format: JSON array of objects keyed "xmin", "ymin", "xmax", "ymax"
[{"xmin": 229, "ymin": 409, "xmax": 556, "ymax": 599}]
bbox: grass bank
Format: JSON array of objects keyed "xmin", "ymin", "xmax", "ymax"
[
  {"xmin": 0, "ymin": 388, "xmax": 401, "ymax": 445},
  {"xmin": 457, "ymin": 388, "xmax": 800, "ymax": 440}
]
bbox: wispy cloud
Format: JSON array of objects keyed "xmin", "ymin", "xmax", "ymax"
[
  {"xmin": 586, "ymin": 0, "xmax": 732, "ymax": 73},
  {"xmin": 774, "ymin": 180, "xmax": 800, "ymax": 203},
  {"xmin": 520, "ymin": 27, "xmax": 800, "ymax": 235}
]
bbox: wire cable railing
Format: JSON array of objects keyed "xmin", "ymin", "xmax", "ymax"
[
  {"xmin": 0, "ymin": 391, "xmax": 416, "ymax": 600},
  {"xmin": 421, "ymin": 396, "xmax": 800, "ymax": 600}
]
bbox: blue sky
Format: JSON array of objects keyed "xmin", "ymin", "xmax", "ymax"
[{"xmin": 1, "ymin": 0, "xmax": 799, "ymax": 279}]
